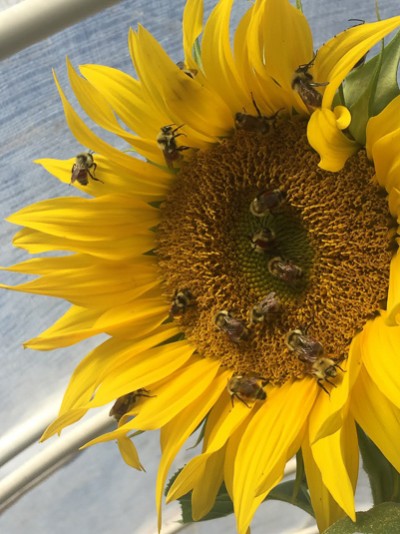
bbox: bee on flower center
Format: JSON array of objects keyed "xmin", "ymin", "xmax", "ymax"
[
  {"xmin": 249, "ymin": 228, "xmax": 276, "ymax": 253},
  {"xmin": 169, "ymin": 288, "xmax": 195, "ymax": 318},
  {"xmin": 292, "ymin": 55, "xmax": 328, "ymax": 112},
  {"xmin": 71, "ymin": 152, "xmax": 103, "ymax": 186},
  {"xmin": 235, "ymin": 95, "xmax": 280, "ymax": 134},
  {"xmin": 214, "ymin": 310, "xmax": 249, "ymax": 343},
  {"xmin": 249, "ymin": 291, "xmax": 282, "ymax": 325},
  {"xmin": 109, "ymin": 389, "xmax": 154, "ymax": 421},
  {"xmin": 227, "ymin": 374, "xmax": 268, "ymax": 408},
  {"xmin": 268, "ymin": 256, "xmax": 303, "ymax": 285},
  {"xmin": 285, "ymin": 328, "xmax": 324, "ymax": 361},
  {"xmin": 157, "ymin": 124, "xmax": 190, "ymax": 169},
  {"xmin": 250, "ymin": 188, "xmax": 286, "ymax": 217}
]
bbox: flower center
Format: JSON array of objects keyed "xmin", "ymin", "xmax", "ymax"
[{"xmin": 157, "ymin": 118, "xmax": 393, "ymax": 385}]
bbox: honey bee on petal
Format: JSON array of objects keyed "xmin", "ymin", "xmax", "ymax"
[
  {"xmin": 157, "ymin": 124, "xmax": 190, "ymax": 169},
  {"xmin": 285, "ymin": 328, "xmax": 324, "ymax": 361},
  {"xmin": 71, "ymin": 152, "xmax": 103, "ymax": 186},
  {"xmin": 214, "ymin": 310, "xmax": 249, "ymax": 343},
  {"xmin": 176, "ymin": 61, "xmax": 198, "ymax": 79},
  {"xmin": 169, "ymin": 288, "xmax": 195, "ymax": 318},
  {"xmin": 250, "ymin": 291, "xmax": 282, "ymax": 325},
  {"xmin": 309, "ymin": 356, "xmax": 345, "ymax": 395},
  {"xmin": 227, "ymin": 374, "xmax": 267, "ymax": 407},
  {"xmin": 235, "ymin": 95, "xmax": 281, "ymax": 134},
  {"xmin": 292, "ymin": 55, "xmax": 328, "ymax": 112},
  {"xmin": 268, "ymin": 257, "xmax": 303, "ymax": 285},
  {"xmin": 109, "ymin": 388, "xmax": 154, "ymax": 421},
  {"xmin": 249, "ymin": 228, "xmax": 276, "ymax": 253},
  {"xmin": 250, "ymin": 188, "xmax": 286, "ymax": 217}
]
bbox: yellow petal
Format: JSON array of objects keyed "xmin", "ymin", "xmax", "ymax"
[
  {"xmin": 302, "ymin": 433, "xmax": 346, "ymax": 532},
  {"xmin": 310, "ymin": 416, "xmax": 357, "ymax": 522},
  {"xmin": 182, "ymin": 0, "xmax": 203, "ymax": 68},
  {"xmin": 59, "ymin": 325, "xmax": 180, "ymax": 414},
  {"xmin": 157, "ymin": 370, "xmax": 228, "ymax": 530},
  {"xmin": 53, "ymin": 70, "xmax": 160, "ymax": 168},
  {"xmin": 129, "ymin": 26, "xmax": 233, "ymax": 140},
  {"xmin": 255, "ymin": 0, "xmax": 313, "ymax": 94},
  {"xmin": 12, "ymin": 226, "xmax": 156, "ymax": 261},
  {"xmin": 368, "ymin": 129, "xmax": 400, "ymax": 193},
  {"xmin": 41, "ymin": 407, "xmax": 88, "ymax": 440},
  {"xmin": 192, "ymin": 447, "xmax": 225, "ymax": 520},
  {"xmin": 117, "ymin": 436, "xmax": 145, "ymax": 471},
  {"xmin": 87, "ymin": 340, "xmax": 196, "ymax": 407},
  {"xmin": 1, "ymin": 255, "xmax": 159, "ymax": 308},
  {"xmin": 317, "ymin": 17, "xmax": 400, "ymax": 108},
  {"xmin": 130, "ymin": 357, "xmax": 221, "ymax": 430},
  {"xmin": 79, "ymin": 64, "xmax": 168, "ymax": 140},
  {"xmin": 7, "ymin": 194, "xmax": 158, "ymax": 240},
  {"xmin": 387, "ymin": 250, "xmax": 400, "ymax": 324},
  {"xmin": 307, "ymin": 108, "xmax": 359, "ymax": 172},
  {"xmin": 234, "ymin": 379, "xmax": 318, "ymax": 533},
  {"xmin": 310, "ymin": 332, "xmax": 362, "ymax": 443},
  {"xmin": 366, "ymin": 94, "xmax": 400, "ymax": 158},
  {"xmin": 350, "ymin": 365, "xmax": 400, "ymax": 472},
  {"xmin": 35, "ymin": 155, "xmax": 170, "ymax": 199},
  {"xmin": 361, "ymin": 315, "xmax": 400, "ymax": 410},
  {"xmin": 201, "ymin": 0, "xmax": 249, "ymax": 112}
]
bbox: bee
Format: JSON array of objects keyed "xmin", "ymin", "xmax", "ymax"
[
  {"xmin": 309, "ymin": 357, "xmax": 345, "ymax": 395},
  {"xmin": 235, "ymin": 95, "xmax": 280, "ymax": 134},
  {"xmin": 156, "ymin": 124, "xmax": 190, "ymax": 168},
  {"xmin": 169, "ymin": 288, "xmax": 194, "ymax": 318},
  {"xmin": 250, "ymin": 189, "xmax": 286, "ymax": 217},
  {"xmin": 250, "ymin": 292, "xmax": 282, "ymax": 325},
  {"xmin": 176, "ymin": 61, "xmax": 198, "ymax": 79},
  {"xmin": 268, "ymin": 257, "xmax": 303, "ymax": 285},
  {"xmin": 71, "ymin": 152, "xmax": 103, "ymax": 186},
  {"xmin": 109, "ymin": 388, "xmax": 154, "ymax": 421},
  {"xmin": 249, "ymin": 228, "xmax": 276, "ymax": 253},
  {"xmin": 214, "ymin": 310, "xmax": 249, "ymax": 343},
  {"xmin": 292, "ymin": 56, "xmax": 328, "ymax": 112},
  {"xmin": 285, "ymin": 328, "xmax": 324, "ymax": 361},
  {"xmin": 227, "ymin": 374, "xmax": 267, "ymax": 408}
]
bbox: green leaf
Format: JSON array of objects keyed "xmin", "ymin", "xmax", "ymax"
[
  {"xmin": 357, "ymin": 426, "xmax": 400, "ymax": 505},
  {"xmin": 334, "ymin": 30, "xmax": 400, "ymax": 145},
  {"xmin": 268, "ymin": 480, "xmax": 314, "ymax": 517},
  {"xmin": 193, "ymin": 38, "xmax": 203, "ymax": 69},
  {"xmin": 323, "ymin": 502, "xmax": 400, "ymax": 533}
]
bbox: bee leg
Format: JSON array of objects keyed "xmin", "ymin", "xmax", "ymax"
[
  {"xmin": 250, "ymin": 92, "xmax": 262, "ymax": 118},
  {"xmin": 317, "ymin": 379, "xmax": 331, "ymax": 396},
  {"xmin": 335, "ymin": 364, "xmax": 346, "ymax": 372},
  {"xmin": 176, "ymin": 145, "xmax": 190, "ymax": 152},
  {"xmin": 236, "ymin": 394, "xmax": 251, "ymax": 409},
  {"xmin": 87, "ymin": 169, "xmax": 104, "ymax": 183}
]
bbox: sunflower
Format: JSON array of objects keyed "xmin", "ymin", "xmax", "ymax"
[{"xmin": 3, "ymin": 0, "xmax": 400, "ymax": 532}]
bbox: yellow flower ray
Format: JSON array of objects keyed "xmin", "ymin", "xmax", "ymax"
[
  {"xmin": 307, "ymin": 107, "xmax": 359, "ymax": 171},
  {"xmin": 182, "ymin": 0, "xmax": 203, "ymax": 69},
  {"xmin": 156, "ymin": 370, "xmax": 229, "ymax": 530},
  {"xmin": 361, "ymin": 314, "xmax": 400, "ymax": 410},
  {"xmin": 53, "ymin": 70, "xmax": 163, "ymax": 168},
  {"xmin": 59, "ymin": 325, "xmax": 180, "ymax": 414},
  {"xmin": 234, "ymin": 379, "xmax": 318, "ymax": 532},
  {"xmin": 78, "ymin": 64, "xmax": 170, "ymax": 140},
  {"xmin": 302, "ymin": 432, "xmax": 346, "ymax": 532},
  {"xmin": 366, "ymin": 94, "xmax": 400, "ymax": 160},
  {"xmin": 117, "ymin": 436, "xmax": 145, "ymax": 471},
  {"xmin": 192, "ymin": 447, "xmax": 226, "ymax": 520},
  {"xmin": 310, "ymin": 416, "xmax": 358, "ymax": 521},
  {"xmin": 130, "ymin": 26, "xmax": 233, "ymax": 140},
  {"xmin": 309, "ymin": 333, "xmax": 362, "ymax": 444},
  {"xmin": 350, "ymin": 365, "xmax": 400, "ymax": 472},
  {"xmin": 387, "ymin": 250, "xmax": 400, "ymax": 325},
  {"xmin": 201, "ymin": 0, "xmax": 249, "ymax": 113},
  {"xmin": 11, "ymin": 226, "xmax": 157, "ymax": 261},
  {"xmin": 316, "ymin": 17, "xmax": 400, "ymax": 108}
]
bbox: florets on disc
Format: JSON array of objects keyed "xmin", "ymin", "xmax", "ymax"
[{"xmin": 157, "ymin": 118, "xmax": 393, "ymax": 386}]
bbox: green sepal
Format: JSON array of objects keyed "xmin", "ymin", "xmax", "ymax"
[
  {"xmin": 323, "ymin": 502, "xmax": 400, "ymax": 533},
  {"xmin": 193, "ymin": 37, "xmax": 203, "ymax": 70},
  {"xmin": 357, "ymin": 425, "xmax": 400, "ymax": 505},
  {"xmin": 334, "ymin": 30, "xmax": 400, "ymax": 145}
]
